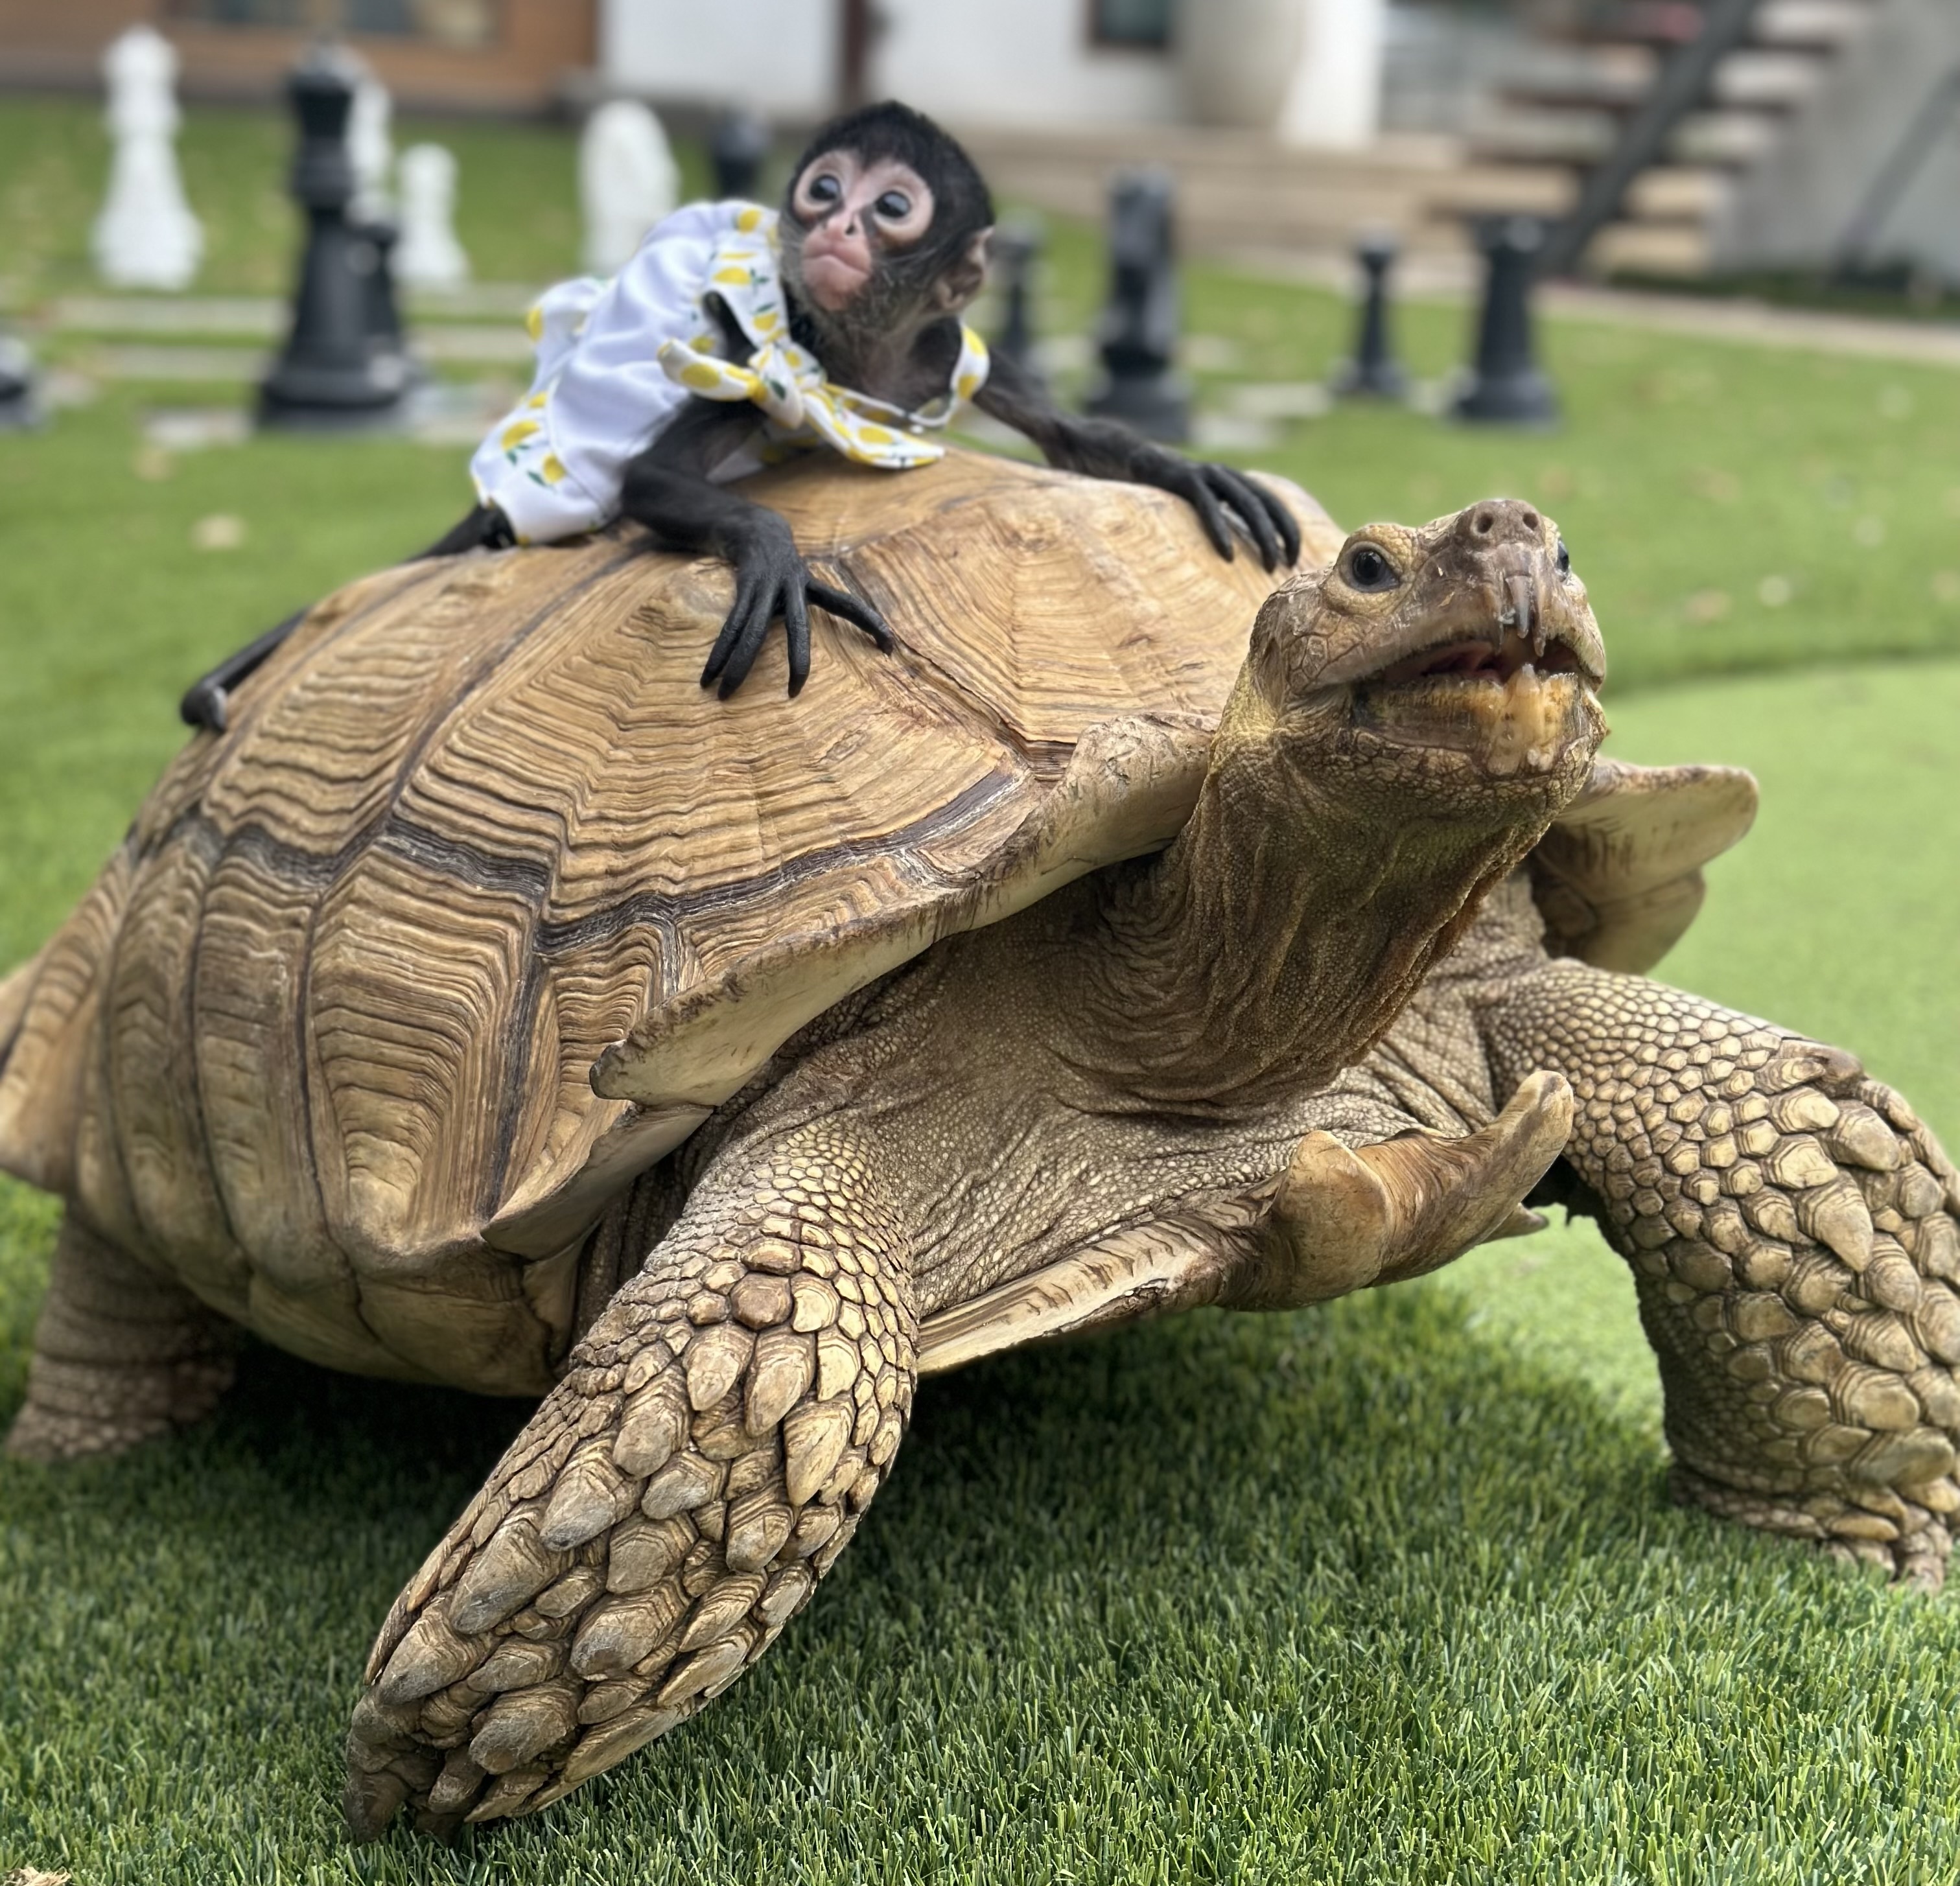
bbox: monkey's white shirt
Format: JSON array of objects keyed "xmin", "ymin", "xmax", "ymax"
[{"xmin": 469, "ymin": 200, "xmax": 990, "ymax": 544}]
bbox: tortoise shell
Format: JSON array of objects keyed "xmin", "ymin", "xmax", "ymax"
[{"xmin": 0, "ymin": 454, "xmax": 1751, "ymax": 1395}]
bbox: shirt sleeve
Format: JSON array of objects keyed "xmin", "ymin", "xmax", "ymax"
[{"xmin": 468, "ymin": 201, "xmax": 735, "ymax": 544}]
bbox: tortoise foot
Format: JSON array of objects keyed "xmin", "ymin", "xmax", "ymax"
[{"xmin": 1670, "ymin": 1462, "xmax": 1952, "ymax": 1591}]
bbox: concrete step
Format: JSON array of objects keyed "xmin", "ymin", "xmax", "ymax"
[
  {"xmin": 1587, "ymin": 218, "xmax": 1714, "ymax": 275},
  {"xmin": 1623, "ymin": 164, "xmax": 1734, "ymax": 220},
  {"xmin": 1709, "ymin": 47, "xmax": 1834, "ymax": 109},
  {"xmin": 1668, "ymin": 108, "xmax": 1786, "ymax": 167},
  {"xmin": 958, "ymin": 124, "xmax": 1571, "ymax": 261},
  {"xmin": 1750, "ymin": 0, "xmax": 1880, "ymax": 53}
]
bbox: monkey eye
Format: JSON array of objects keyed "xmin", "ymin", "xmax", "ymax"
[
  {"xmin": 1342, "ymin": 543, "xmax": 1400, "ymax": 592},
  {"xmin": 873, "ymin": 190, "xmax": 912, "ymax": 220},
  {"xmin": 806, "ymin": 172, "xmax": 843, "ymax": 206}
]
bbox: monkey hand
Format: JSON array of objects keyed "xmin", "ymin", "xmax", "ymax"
[
  {"xmin": 1130, "ymin": 448, "xmax": 1302, "ymax": 574},
  {"xmin": 701, "ymin": 515, "xmax": 894, "ymax": 700}
]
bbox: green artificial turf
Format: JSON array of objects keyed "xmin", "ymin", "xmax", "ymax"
[
  {"xmin": 5, "ymin": 95, "xmax": 1960, "ymax": 1885},
  {"xmin": 3, "ymin": 661, "xmax": 1959, "ymax": 1886}
]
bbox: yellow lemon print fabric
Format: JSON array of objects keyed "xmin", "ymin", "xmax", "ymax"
[{"xmin": 467, "ymin": 202, "xmax": 990, "ymax": 545}]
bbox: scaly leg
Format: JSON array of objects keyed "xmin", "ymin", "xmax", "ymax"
[
  {"xmin": 5, "ymin": 1213, "xmax": 237, "ymax": 1461},
  {"xmin": 1486, "ymin": 962, "xmax": 1960, "ymax": 1586},
  {"xmin": 343, "ymin": 1126, "xmax": 915, "ymax": 1838}
]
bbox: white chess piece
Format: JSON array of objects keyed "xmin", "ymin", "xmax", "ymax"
[
  {"xmin": 581, "ymin": 100, "xmax": 680, "ymax": 275},
  {"xmin": 395, "ymin": 144, "xmax": 472, "ymax": 291},
  {"xmin": 347, "ymin": 70, "xmax": 395, "ymax": 227},
  {"xmin": 92, "ymin": 25, "xmax": 203, "ymax": 292}
]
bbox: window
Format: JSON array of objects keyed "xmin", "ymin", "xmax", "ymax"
[
  {"xmin": 168, "ymin": 0, "xmax": 498, "ymax": 47},
  {"xmin": 1089, "ymin": 0, "xmax": 1174, "ymax": 51}
]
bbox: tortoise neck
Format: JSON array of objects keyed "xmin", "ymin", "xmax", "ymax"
[{"xmin": 1070, "ymin": 736, "xmax": 1537, "ymax": 1112}]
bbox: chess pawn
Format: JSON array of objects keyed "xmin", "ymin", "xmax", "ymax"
[
  {"xmin": 395, "ymin": 144, "xmax": 471, "ymax": 291},
  {"xmin": 710, "ymin": 109, "xmax": 770, "ymax": 201},
  {"xmin": 347, "ymin": 69, "xmax": 395, "ymax": 226},
  {"xmin": 1451, "ymin": 215, "xmax": 1559, "ymax": 427},
  {"xmin": 1084, "ymin": 169, "xmax": 1191, "ymax": 444},
  {"xmin": 989, "ymin": 216, "xmax": 1045, "ymax": 390},
  {"xmin": 581, "ymin": 100, "xmax": 679, "ymax": 275},
  {"xmin": 91, "ymin": 25, "xmax": 203, "ymax": 292},
  {"xmin": 0, "ymin": 333, "xmax": 40, "ymax": 430}
]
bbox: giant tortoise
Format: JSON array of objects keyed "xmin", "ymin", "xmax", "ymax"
[{"xmin": 2, "ymin": 453, "xmax": 1957, "ymax": 1840}]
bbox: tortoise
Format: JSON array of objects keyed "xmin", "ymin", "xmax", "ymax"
[{"xmin": 3, "ymin": 454, "xmax": 1959, "ymax": 1843}]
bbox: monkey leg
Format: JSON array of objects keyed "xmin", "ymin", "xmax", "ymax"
[
  {"xmin": 5, "ymin": 1213, "xmax": 237, "ymax": 1461},
  {"xmin": 1486, "ymin": 962, "xmax": 1960, "ymax": 1587},
  {"xmin": 343, "ymin": 1130, "xmax": 916, "ymax": 1839}
]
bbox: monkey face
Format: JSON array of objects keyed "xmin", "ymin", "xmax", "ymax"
[{"xmin": 787, "ymin": 150, "xmax": 936, "ymax": 312}]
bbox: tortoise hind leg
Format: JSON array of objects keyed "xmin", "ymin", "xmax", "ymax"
[
  {"xmin": 1485, "ymin": 961, "xmax": 1960, "ymax": 1589},
  {"xmin": 344, "ymin": 1125, "xmax": 916, "ymax": 1839},
  {"xmin": 5, "ymin": 1213, "xmax": 238, "ymax": 1461}
]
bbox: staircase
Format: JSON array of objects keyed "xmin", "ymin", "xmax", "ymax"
[
  {"xmin": 1472, "ymin": 0, "xmax": 1884, "ymax": 276},
  {"xmin": 955, "ymin": 1, "xmax": 1900, "ymax": 285},
  {"xmin": 955, "ymin": 123, "xmax": 1570, "ymax": 274}
]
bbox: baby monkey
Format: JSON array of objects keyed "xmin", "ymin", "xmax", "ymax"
[{"xmin": 182, "ymin": 102, "xmax": 1300, "ymax": 728}]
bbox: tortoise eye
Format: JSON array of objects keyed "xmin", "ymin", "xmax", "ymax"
[
  {"xmin": 1343, "ymin": 543, "xmax": 1400, "ymax": 592},
  {"xmin": 1556, "ymin": 538, "xmax": 1571, "ymax": 576}
]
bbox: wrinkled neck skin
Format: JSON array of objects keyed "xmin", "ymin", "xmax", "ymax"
[{"xmin": 1057, "ymin": 689, "xmax": 1571, "ymax": 1117}]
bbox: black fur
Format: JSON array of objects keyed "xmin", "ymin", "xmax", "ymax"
[{"xmin": 786, "ymin": 101, "xmax": 994, "ymax": 246}]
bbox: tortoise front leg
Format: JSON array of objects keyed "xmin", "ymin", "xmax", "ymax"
[
  {"xmin": 342, "ymin": 1127, "xmax": 916, "ymax": 1839},
  {"xmin": 1484, "ymin": 961, "xmax": 1960, "ymax": 1587}
]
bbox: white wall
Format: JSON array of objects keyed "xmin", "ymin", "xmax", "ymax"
[
  {"xmin": 600, "ymin": 0, "xmax": 835, "ymax": 119},
  {"xmin": 871, "ymin": 0, "xmax": 1182, "ymax": 130},
  {"xmin": 598, "ymin": 0, "xmax": 1382, "ymax": 141},
  {"xmin": 1280, "ymin": 0, "xmax": 1385, "ymax": 148},
  {"xmin": 1713, "ymin": 0, "xmax": 1960, "ymax": 282}
]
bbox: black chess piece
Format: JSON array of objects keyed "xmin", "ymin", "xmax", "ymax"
[
  {"xmin": 711, "ymin": 110, "xmax": 771, "ymax": 202},
  {"xmin": 354, "ymin": 209, "xmax": 415, "ymax": 390},
  {"xmin": 1329, "ymin": 231, "xmax": 1408, "ymax": 401},
  {"xmin": 259, "ymin": 43, "xmax": 412, "ymax": 428},
  {"xmin": 1084, "ymin": 169, "xmax": 1190, "ymax": 444},
  {"xmin": 0, "ymin": 332, "xmax": 40, "ymax": 430},
  {"xmin": 1451, "ymin": 215, "xmax": 1559, "ymax": 427},
  {"xmin": 989, "ymin": 215, "xmax": 1045, "ymax": 390}
]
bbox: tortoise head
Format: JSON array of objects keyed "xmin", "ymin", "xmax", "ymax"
[
  {"xmin": 1229, "ymin": 495, "xmax": 1607, "ymax": 819},
  {"xmin": 1121, "ymin": 499, "xmax": 1608, "ymax": 1108}
]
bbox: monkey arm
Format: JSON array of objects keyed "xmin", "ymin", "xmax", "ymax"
[
  {"xmin": 972, "ymin": 351, "xmax": 1301, "ymax": 572},
  {"xmin": 618, "ymin": 401, "xmax": 893, "ymax": 699}
]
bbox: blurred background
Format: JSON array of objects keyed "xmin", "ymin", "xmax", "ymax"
[
  {"xmin": 3, "ymin": 6, "xmax": 1960, "ymax": 1881},
  {"xmin": 7, "ymin": 0, "xmax": 1960, "ymax": 286}
]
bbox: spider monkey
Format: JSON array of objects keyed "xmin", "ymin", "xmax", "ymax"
[{"xmin": 180, "ymin": 102, "xmax": 1301, "ymax": 730}]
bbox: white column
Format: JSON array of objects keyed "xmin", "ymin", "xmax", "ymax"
[{"xmin": 1278, "ymin": 0, "xmax": 1386, "ymax": 149}]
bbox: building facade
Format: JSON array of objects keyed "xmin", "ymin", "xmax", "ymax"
[
  {"xmin": 0, "ymin": 0, "xmax": 1384, "ymax": 143},
  {"xmin": 601, "ymin": 0, "xmax": 1387, "ymax": 147},
  {"xmin": 0, "ymin": 0, "xmax": 594, "ymax": 112}
]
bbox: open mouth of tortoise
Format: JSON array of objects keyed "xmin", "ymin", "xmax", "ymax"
[{"xmin": 1351, "ymin": 609, "xmax": 1600, "ymax": 777}]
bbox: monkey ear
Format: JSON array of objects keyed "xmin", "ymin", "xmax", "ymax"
[{"xmin": 933, "ymin": 226, "xmax": 994, "ymax": 314}]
